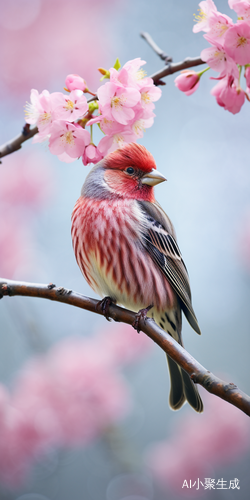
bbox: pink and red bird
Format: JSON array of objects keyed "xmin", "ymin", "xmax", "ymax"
[{"xmin": 71, "ymin": 143, "xmax": 203, "ymax": 412}]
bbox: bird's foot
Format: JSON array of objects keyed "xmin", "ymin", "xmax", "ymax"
[
  {"xmin": 132, "ymin": 304, "xmax": 153, "ymax": 333},
  {"xmin": 96, "ymin": 296, "xmax": 116, "ymax": 321}
]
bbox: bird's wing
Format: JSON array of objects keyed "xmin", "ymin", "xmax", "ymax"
[{"xmin": 138, "ymin": 200, "xmax": 201, "ymax": 335}]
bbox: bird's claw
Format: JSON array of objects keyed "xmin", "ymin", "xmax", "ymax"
[
  {"xmin": 96, "ymin": 296, "xmax": 115, "ymax": 321},
  {"xmin": 132, "ymin": 304, "xmax": 153, "ymax": 333}
]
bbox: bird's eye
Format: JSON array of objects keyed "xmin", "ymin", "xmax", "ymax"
[{"xmin": 126, "ymin": 167, "xmax": 135, "ymax": 175}]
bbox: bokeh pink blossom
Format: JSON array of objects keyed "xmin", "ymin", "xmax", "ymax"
[
  {"xmin": 0, "ymin": 0, "xmax": 116, "ymax": 99},
  {"xmin": 0, "ymin": 151, "xmax": 54, "ymax": 278},
  {"xmin": 0, "ymin": 323, "xmax": 152, "ymax": 487},
  {"xmin": 147, "ymin": 390, "xmax": 250, "ymax": 494}
]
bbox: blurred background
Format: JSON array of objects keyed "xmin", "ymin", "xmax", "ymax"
[{"xmin": 0, "ymin": 0, "xmax": 250, "ymax": 499}]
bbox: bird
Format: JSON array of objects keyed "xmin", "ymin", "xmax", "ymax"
[{"xmin": 71, "ymin": 142, "xmax": 203, "ymax": 412}]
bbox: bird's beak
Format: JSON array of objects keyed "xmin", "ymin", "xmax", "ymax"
[{"xmin": 141, "ymin": 169, "xmax": 167, "ymax": 186}]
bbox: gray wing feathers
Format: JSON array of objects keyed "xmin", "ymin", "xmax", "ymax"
[{"xmin": 138, "ymin": 200, "xmax": 201, "ymax": 335}]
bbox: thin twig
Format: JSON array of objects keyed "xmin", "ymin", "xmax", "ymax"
[
  {"xmin": 140, "ymin": 32, "xmax": 173, "ymax": 63},
  {"xmin": 1, "ymin": 278, "xmax": 250, "ymax": 417},
  {"xmin": 141, "ymin": 31, "xmax": 205, "ymax": 84}
]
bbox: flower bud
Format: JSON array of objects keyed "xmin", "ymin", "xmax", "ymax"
[
  {"xmin": 174, "ymin": 70, "xmax": 200, "ymax": 96},
  {"xmin": 65, "ymin": 74, "xmax": 87, "ymax": 92},
  {"xmin": 98, "ymin": 68, "xmax": 110, "ymax": 81}
]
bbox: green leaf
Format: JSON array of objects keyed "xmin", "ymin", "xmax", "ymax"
[{"xmin": 113, "ymin": 58, "xmax": 121, "ymax": 71}]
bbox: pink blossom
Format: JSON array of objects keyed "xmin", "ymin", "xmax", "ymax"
[
  {"xmin": 25, "ymin": 89, "xmax": 61, "ymax": 135},
  {"xmin": 97, "ymin": 82, "xmax": 141, "ymax": 125},
  {"xmin": 65, "ymin": 74, "xmax": 87, "ymax": 92},
  {"xmin": 211, "ymin": 75, "xmax": 245, "ymax": 113},
  {"xmin": 82, "ymin": 144, "xmax": 103, "ymax": 165},
  {"xmin": 229, "ymin": 1, "xmax": 250, "ymax": 21},
  {"xmin": 206, "ymin": 10, "xmax": 233, "ymax": 42},
  {"xmin": 109, "ymin": 58, "xmax": 148, "ymax": 90},
  {"xmin": 53, "ymin": 90, "xmax": 88, "ymax": 122},
  {"xmin": 109, "ymin": 67, "xmax": 130, "ymax": 87},
  {"xmin": 193, "ymin": 0, "xmax": 217, "ymax": 33},
  {"xmin": 174, "ymin": 70, "xmax": 200, "ymax": 96},
  {"xmin": 131, "ymin": 116, "xmax": 154, "ymax": 138},
  {"xmin": 224, "ymin": 22, "xmax": 250, "ymax": 65},
  {"xmin": 127, "ymin": 108, "xmax": 155, "ymax": 138},
  {"xmin": 32, "ymin": 131, "xmax": 51, "ymax": 144},
  {"xmin": 25, "ymin": 89, "xmax": 46, "ymax": 125},
  {"xmin": 110, "ymin": 58, "xmax": 153, "ymax": 91},
  {"xmin": 210, "ymin": 78, "xmax": 228, "ymax": 107},
  {"xmin": 57, "ymin": 152, "xmax": 78, "ymax": 163},
  {"xmin": 122, "ymin": 58, "xmax": 147, "ymax": 88},
  {"xmin": 87, "ymin": 115, "xmax": 142, "ymax": 150},
  {"xmin": 97, "ymin": 129, "xmax": 138, "ymax": 156},
  {"xmin": 89, "ymin": 108, "xmax": 154, "ymax": 144},
  {"xmin": 49, "ymin": 121, "xmax": 90, "ymax": 158},
  {"xmin": 201, "ymin": 39, "xmax": 239, "ymax": 78},
  {"xmin": 87, "ymin": 115, "xmax": 123, "ymax": 135},
  {"xmin": 147, "ymin": 392, "xmax": 250, "ymax": 493},
  {"xmin": 228, "ymin": 0, "xmax": 241, "ymax": 7},
  {"xmin": 139, "ymin": 82, "xmax": 162, "ymax": 109}
]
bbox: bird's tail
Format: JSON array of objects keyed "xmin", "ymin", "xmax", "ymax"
[{"xmin": 167, "ymin": 355, "xmax": 203, "ymax": 413}]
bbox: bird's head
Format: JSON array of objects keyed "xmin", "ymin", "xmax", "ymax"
[{"xmin": 83, "ymin": 143, "xmax": 166, "ymax": 202}]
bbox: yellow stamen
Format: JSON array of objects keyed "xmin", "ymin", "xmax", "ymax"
[
  {"xmin": 136, "ymin": 69, "xmax": 147, "ymax": 80},
  {"xmin": 193, "ymin": 8, "xmax": 206, "ymax": 24},
  {"xmin": 111, "ymin": 96, "xmax": 121, "ymax": 108},
  {"xmin": 237, "ymin": 36, "xmax": 247, "ymax": 48},
  {"xmin": 111, "ymin": 94, "xmax": 127, "ymax": 109},
  {"xmin": 141, "ymin": 91, "xmax": 151, "ymax": 104},
  {"xmin": 65, "ymin": 100, "xmax": 74, "ymax": 111},
  {"xmin": 114, "ymin": 134, "xmax": 124, "ymax": 145},
  {"xmin": 38, "ymin": 112, "xmax": 51, "ymax": 125},
  {"xmin": 133, "ymin": 120, "xmax": 145, "ymax": 136},
  {"xmin": 61, "ymin": 131, "xmax": 75, "ymax": 146},
  {"xmin": 215, "ymin": 22, "xmax": 229, "ymax": 37}
]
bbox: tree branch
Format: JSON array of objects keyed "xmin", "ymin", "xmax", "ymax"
[
  {"xmin": 1, "ymin": 278, "xmax": 249, "ymax": 417},
  {"xmin": 150, "ymin": 57, "xmax": 205, "ymax": 84},
  {"xmin": 0, "ymin": 124, "xmax": 38, "ymax": 161}
]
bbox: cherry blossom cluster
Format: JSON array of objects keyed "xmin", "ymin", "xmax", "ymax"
[
  {"xmin": 0, "ymin": 324, "xmax": 151, "ymax": 487},
  {"xmin": 25, "ymin": 58, "xmax": 161, "ymax": 165},
  {"xmin": 175, "ymin": 0, "xmax": 250, "ymax": 114}
]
